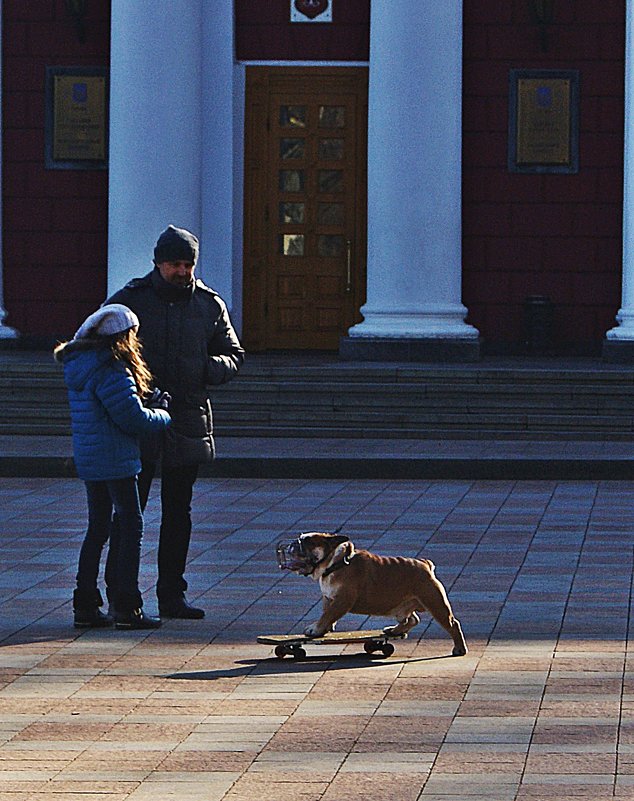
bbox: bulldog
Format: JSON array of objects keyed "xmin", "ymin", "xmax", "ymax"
[{"xmin": 277, "ymin": 532, "xmax": 467, "ymax": 656}]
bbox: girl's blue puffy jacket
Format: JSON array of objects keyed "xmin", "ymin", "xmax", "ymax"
[{"xmin": 56, "ymin": 341, "xmax": 171, "ymax": 481}]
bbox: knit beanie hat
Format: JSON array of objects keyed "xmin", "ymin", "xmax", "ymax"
[
  {"xmin": 153, "ymin": 224, "xmax": 199, "ymax": 265},
  {"xmin": 74, "ymin": 304, "xmax": 139, "ymax": 340}
]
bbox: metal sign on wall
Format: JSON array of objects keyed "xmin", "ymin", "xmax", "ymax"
[
  {"xmin": 291, "ymin": 0, "xmax": 332, "ymax": 22},
  {"xmin": 45, "ymin": 66, "xmax": 108, "ymax": 170},
  {"xmin": 508, "ymin": 69, "xmax": 579, "ymax": 174}
]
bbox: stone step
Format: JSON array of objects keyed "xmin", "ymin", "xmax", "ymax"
[
  {"xmin": 2, "ymin": 353, "xmax": 634, "ymax": 439},
  {"xmin": 5, "ymin": 382, "xmax": 634, "ymax": 408}
]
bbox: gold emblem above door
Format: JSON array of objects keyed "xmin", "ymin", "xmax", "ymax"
[{"xmin": 243, "ymin": 67, "xmax": 368, "ymax": 350}]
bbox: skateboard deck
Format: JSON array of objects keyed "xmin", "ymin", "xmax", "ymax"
[{"xmin": 257, "ymin": 628, "xmax": 404, "ymax": 660}]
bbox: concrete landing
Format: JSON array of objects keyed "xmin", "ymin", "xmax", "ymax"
[{"xmin": 1, "ymin": 434, "xmax": 634, "ymax": 479}]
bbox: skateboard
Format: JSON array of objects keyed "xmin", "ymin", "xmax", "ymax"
[{"xmin": 257, "ymin": 628, "xmax": 404, "ymax": 660}]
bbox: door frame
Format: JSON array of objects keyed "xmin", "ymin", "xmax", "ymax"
[{"xmin": 242, "ymin": 66, "xmax": 368, "ymax": 351}]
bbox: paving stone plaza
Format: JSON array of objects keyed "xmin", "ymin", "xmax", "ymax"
[{"xmin": 0, "ymin": 474, "xmax": 633, "ymax": 799}]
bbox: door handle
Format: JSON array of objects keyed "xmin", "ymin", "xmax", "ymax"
[{"xmin": 346, "ymin": 239, "xmax": 352, "ymax": 293}]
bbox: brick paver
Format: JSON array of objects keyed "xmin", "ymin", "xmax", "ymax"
[{"xmin": 0, "ymin": 476, "xmax": 632, "ymax": 799}]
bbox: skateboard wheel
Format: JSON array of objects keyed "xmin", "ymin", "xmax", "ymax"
[
  {"xmin": 381, "ymin": 643, "xmax": 395, "ymax": 657},
  {"xmin": 363, "ymin": 642, "xmax": 378, "ymax": 654},
  {"xmin": 274, "ymin": 645, "xmax": 289, "ymax": 659},
  {"xmin": 292, "ymin": 647, "xmax": 307, "ymax": 661}
]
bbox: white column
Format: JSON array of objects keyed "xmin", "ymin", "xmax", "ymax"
[
  {"xmin": 0, "ymin": 0, "xmax": 18, "ymax": 339},
  {"xmin": 201, "ymin": 0, "xmax": 239, "ymax": 313},
  {"xmin": 605, "ymin": 0, "xmax": 634, "ymax": 346},
  {"xmin": 108, "ymin": 0, "xmax": 202, "ymax": 295},
  {"xmin": 345, "ymin": 0, "xmax": 478, "ymax": 355}
]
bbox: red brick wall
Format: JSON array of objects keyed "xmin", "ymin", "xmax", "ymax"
[
  {"xmin": 2, "ymin": 0, "xmax": 110, "ymax": 342},
  {"xmin": 235, "ymin": 0, "xmax": 369, "ymax": 61},
  {"xmin": 462, "ymin": 1, "xmax": 625, "ymax": 353}
]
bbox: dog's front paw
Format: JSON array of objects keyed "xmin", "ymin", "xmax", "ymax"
[
  {"xmin": 304, "ymin": 622, "xmax": 327, "ymax": 638},
  {"xmin": 383, "ymin": 625, "xmax": 408, "ymax": 638}
]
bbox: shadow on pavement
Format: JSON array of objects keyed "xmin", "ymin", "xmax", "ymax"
[{"xmin": 166, "ymin": 652, "xmax": 454, "ymax": 680}]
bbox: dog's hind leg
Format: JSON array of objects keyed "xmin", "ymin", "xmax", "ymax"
[{"xmin": 418, "ymin": 577, "xmax": 468, "ymax": 656}]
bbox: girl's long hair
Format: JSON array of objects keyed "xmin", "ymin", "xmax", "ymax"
[
  {"xmin": 54, "ymin": 327, "xmax": 154, "ymax": 399},
  {"xmin": 111, "ymin": 327, "xmax": 154, "ymax": 398}
]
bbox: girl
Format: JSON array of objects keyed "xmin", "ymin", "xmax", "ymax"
[{"xmin": 54, "ymin": 304, "xmax": 171, "ymax": 630}]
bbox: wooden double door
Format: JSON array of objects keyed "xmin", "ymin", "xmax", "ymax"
[{"xmin": 243, "ymin": 67, "xmax": 368, "ymax": 350}]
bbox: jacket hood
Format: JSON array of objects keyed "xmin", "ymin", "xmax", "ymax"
[{"xmin": 58, "ymin": 342, "xmax": 114, "ymax": 393}]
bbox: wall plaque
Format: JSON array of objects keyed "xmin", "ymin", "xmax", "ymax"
[
  {"xmin": 45, "ymin": 67, "xmax": 108, "ymax": 170},
  {"xmin": 508, "ymin": 69, "xmax": 579, "ymax": 173}
]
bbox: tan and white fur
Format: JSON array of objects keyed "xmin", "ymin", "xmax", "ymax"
[{"xmin": 289, "ymin": 532, "xmax": 467, "ymax": 656}]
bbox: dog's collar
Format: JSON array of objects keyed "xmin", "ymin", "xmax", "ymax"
[{"xmin": 322, "ymin": 553, "xmax": 354, "ymax": 578}]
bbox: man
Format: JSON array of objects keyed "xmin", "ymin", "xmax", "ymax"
[{"xmin": 106, "ymin": 225, "xmax": 245, "ymax": 619}]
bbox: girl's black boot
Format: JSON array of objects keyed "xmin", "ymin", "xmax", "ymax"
[
  {"xmin": 114, "ymin": 609, "xmax": 162, "ymax": 630},
  {"xmin": 114, "ymin": 592, "xmax": 161, "ymax": 630},
  {"xmin": 73, "ymin": 589, "xmax": 113, "ymax": 629}
]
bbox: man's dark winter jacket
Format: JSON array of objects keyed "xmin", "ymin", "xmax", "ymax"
[{"xmin": 107, "ymin": 268, "xmax": 245, "ymax": 465}]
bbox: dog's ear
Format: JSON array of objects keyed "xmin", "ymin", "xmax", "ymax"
[{"xmin": 331, "ymin": 534, "xmax": 349, "ymax": 547}]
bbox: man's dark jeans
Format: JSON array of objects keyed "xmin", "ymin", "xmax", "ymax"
[
  {"xmin": 106, "ymin": 460, "xmax": 199, "ymax": 604},
  {"xmin": 78, "ymin": 477, "xmax": 143, "ymax": 602}
]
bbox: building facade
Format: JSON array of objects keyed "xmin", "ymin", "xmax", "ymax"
[{"xmin": 1, "ymin": 1, "xmax": 630, "ymax": 359}]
